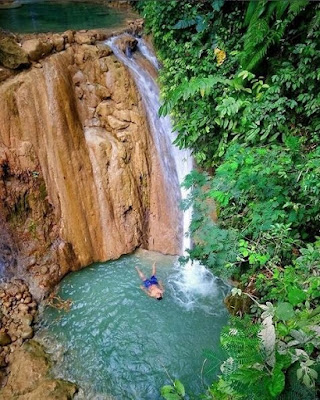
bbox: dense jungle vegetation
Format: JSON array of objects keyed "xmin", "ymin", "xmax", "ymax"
[{"xmin": 136, "ymin": 1, "xmax": 319, "ymax": 399}]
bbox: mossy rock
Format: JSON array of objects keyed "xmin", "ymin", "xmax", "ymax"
[
  {"xmin": 0, "ymin": 34, "xmax": 30, "ymax": 69},
  {"xmin": 224, "ymin": 293, "xmax": 253, "ymax": 316}
]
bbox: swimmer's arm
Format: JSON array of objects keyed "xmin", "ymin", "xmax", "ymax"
[{"xmin": 140, "ymin": 285, "xmax": 151, "ymax": 297}]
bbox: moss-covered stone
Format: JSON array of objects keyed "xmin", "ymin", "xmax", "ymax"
[
  {"xmin": 0, "ymin": 34, "xmax": 30, "ymax": 69},
  {"xmin": 224, "ymin": 293, "xmax": 253, "ymax": 316}
]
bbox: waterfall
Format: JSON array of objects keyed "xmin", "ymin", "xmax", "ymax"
[
  {"xmin": 107, "ymin": 35, "xmax": 218, "ymax": 307},
  {"xmin": 106, "ymin": 35, "xmax": 193, "ymax": 253}
]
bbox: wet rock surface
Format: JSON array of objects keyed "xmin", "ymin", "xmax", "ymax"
[
  {"xmin": 0, "ymin": 340, "xmax": 77, "ymax": 399},
  {"xmin": 0, "ymin": 280, "xmax": 77, "ymax": 399},
  {"xmin": 0, "ymin": 11, "xmax": 143, "ymax": 71},
  {"xmin": 115, "ymin": 33, "xmax": 138, "ymax": 53},
  {"xmin": 0, "ymin": 17, "xmax": 184, "ymax": 399}
]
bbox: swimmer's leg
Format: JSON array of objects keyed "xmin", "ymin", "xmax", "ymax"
[
  {"xmin": 135, "ymin": 266, "xmax": 146, "ymax": 281},
  {"xmin": 152, "ymin": 262, "xmax": 156, "ymax": 276}
]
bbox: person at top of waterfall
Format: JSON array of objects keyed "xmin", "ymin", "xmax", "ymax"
[{"xmin": 135, "ymin": 263, "xmax": 164, "ymax": 300}]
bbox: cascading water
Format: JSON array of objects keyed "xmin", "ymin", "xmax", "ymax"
[
  {"xmin": 106, "ymin": 35, "xmax": 192, "ymax": 253},
  {"xmin": 106, "ymin": 36, "xmax": 217, "ymax": 309}
]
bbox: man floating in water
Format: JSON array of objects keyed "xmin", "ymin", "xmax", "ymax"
[{"xmin": 135, "ymin": 263, "xmax": 164, "ymax": 300}]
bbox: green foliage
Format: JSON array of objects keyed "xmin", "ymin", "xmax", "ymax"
[
  {"xmin": 160, "ymin": 31, "xmax": 320, "ymax": 164},
  {"xmin": 241, "ymin": 0, "xmax": 309, "ymax": 71},
  {"xmin": 138, "ymin": 1, "xmax": 320, "ymax": 399},
  {"xmin": 139, "ymin": 0, "xmax": 244, "ymax": 165},
  {"xmin": 255, "ymin": 240, "xmax": 320, "ymax": 307},
  {"xmin": 181, "ymin": 170, "xmax": 238, "ymax": 278},
  {"xmin": 174, "ymin": 142, "xmax": 320, "ymax": 398},
  {"xmin": 140, "ymin": 0, "xmax": 319, "ymax": 165},
  {"xmin": 161, "ymin": 380, "xmax": 185, "ymax": 400},
  {"xmin": 279, "ymin": 363, "xmax": 319, "ymax": 400},
  {"xmin": 276, "ymin": 302, "xmax": 295, "ymax": 321},
  {"xmin": 207, "ymin": 317, "xmax": 286, "ymax": 399},
  {"xmin": 183, "ymin": 142, "xmax": 320, "ymax": 282},
  {"xmin": 204, "ymin": 301, "xmax": 320, "ymax": 399}
]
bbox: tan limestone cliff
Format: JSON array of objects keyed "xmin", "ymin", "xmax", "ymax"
[{"xmin": 0, "ymin": 38, "xmax": 182, "ymax": 297}]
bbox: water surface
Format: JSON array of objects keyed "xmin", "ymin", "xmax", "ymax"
[
  {"xmin": 0, "ymin": 0, "xmax": 131, "ymax": 33},
  {"xmin": 36, "ymin": 251, "xmax": 228, "ymax": 400}
]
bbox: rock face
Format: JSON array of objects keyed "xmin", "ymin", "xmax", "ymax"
[
  {"xmin": 21, "ymin": 38, "xmax": 53, "ymax": 62},
  {"xmin": 115, "ymin": 34, "xmax": 138, "ymax": 54},
  {"xmin": 0, "ymin": 340, "xmax": 77, "ymax": 399},
  {"xmin": 0, "ymin": 39, "xmax": 182, "ymax": 296},
  {"xmin": 0, "ymin": 279, "xmax": 37, "ymax": 371}
]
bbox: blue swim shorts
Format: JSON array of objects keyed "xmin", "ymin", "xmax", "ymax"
[{"xmin": 143, "ymin": 275, "xmax": 158, "ymax": 289}]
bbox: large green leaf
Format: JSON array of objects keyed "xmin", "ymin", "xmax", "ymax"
[
  {"xmin": 287, "ymin": 286, "xmax": 307, "ymax": 306},
  {"xmin": 160, "ymin": 385, "xmax": 181, "ymax": 400},
  {"xmin": 276, "ymin": 302, "xmax": 295, "ymax": 321},
  {"xmin": 161, "ymin": 385, "xmax": 174, "ymax": 395},
  {"xmin": 195, "ymin": 16, "xmax": 206, "ymax": 33},
  {"xmin": 212, "ymin": 0, "xmax": 224, "ymax": 12},
  {"xmin": 174, "ymin": 380, "xmax": 185, "ymax": 397},
  {"xmin": 173, "ymin": 18, "xmax": 197, "ymax": 30}
]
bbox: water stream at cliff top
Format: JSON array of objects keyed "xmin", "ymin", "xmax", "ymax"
[{"xmin": 36, "ymin": 251, "xmax": 228, "ymax": 400}]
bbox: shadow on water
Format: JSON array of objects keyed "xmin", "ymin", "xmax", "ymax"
[{"xmin": 36, "ymin": 250, "xmax": 229, "ymax": 400}]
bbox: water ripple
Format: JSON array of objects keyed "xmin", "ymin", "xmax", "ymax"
[{"xmin": 36, "ymin": 252, "xmax": 228, "ymax": 400}]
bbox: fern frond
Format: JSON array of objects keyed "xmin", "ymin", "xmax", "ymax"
[
  {"xmin": 276, "ymin": 0, "xmax": 290, "ymax": 19},
  {"xmin": 251, "ymin": 0, "xmax": 268, "ymax": 24},
  {"xmin": 240, "ymin": 0, "xmax": 307, "ymax": 71},
  {"xmin": 241, "ymin": 19, "xmax": 270, "ymax": 69},
  {"xmin": 308, "ymin": 7, "xmax": 320, "ymax": 37},
  {"xmin": 244, "ymin": 1, "xmax": 259, "ymax": 27},
  {"xmin": 172, "ymin": 18, "xmax": 197, "ymax": 30},
  {"xmin": 244, "ymin": 19, "xmax": 269, "ymax": 51},
  {"xmin": 159, "ymin": 75, "xmax": 229, "ymax": 116},
  {"xmin": 288, "ymin": 0, "xmax": 308, "ymax": 15},
  {"xmin": 265, "ymin": 1, "xmax": 278, "ymax": 21}
]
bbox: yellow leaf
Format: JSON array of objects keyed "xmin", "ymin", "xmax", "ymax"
[{"xmin": 214, "ymin": 48, "xmax": 227, "ymax": 66}]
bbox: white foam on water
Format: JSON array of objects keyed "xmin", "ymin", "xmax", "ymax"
[
  {"xmin": 136, "ymin": 38, "xmax": 160, "ymax": 70},
  {"xmin": 168, "ymin": 260, "xmax": 222, "ymax": 313}
]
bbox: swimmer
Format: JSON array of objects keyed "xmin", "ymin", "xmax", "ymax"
[{"xmin": 135, "ymin": 262, "xmax": 164, "ymax": 300}]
